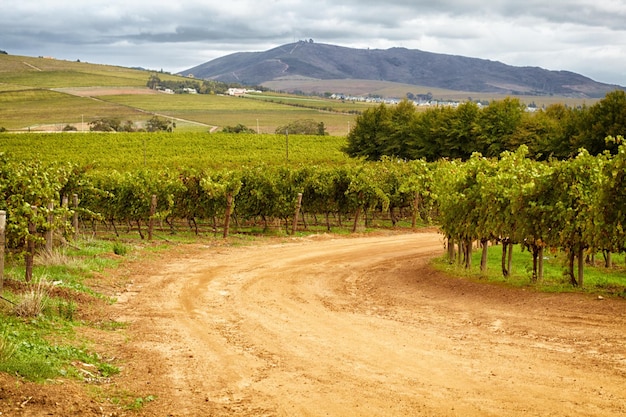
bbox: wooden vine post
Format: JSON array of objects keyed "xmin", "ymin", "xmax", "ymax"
[
  {"xmin": 148, "ymin": 194, "xmax": 157, "ymax": 241},
  {"xmin": 0, "ymin": 210, "xmax": 6, "ymax": 293},
  {"xmin": 25, "ymin": 206, "xmax": 37, "ymax": 282},
  {"xmin": 223, "ymin": 193, "xmax": 233, "ymax": 238},
  {"xmin": 292, "ymin": 193, "xmax": 303, "ymax": 235},
  {"xmin": 72, "ymin": 194, "xmax": 79, "ymax": 240},
  {"xmin": 411, "ymin": 191, "xmax": 420, "ymax": 229},
  {"xmin": 45, "ymin": 201, "xmax": 54, "ymax": 253}
]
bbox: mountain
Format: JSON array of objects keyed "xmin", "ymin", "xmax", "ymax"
[{"xmin": 180, "ymin": 41, "xmax": 622, "ymax": 98}]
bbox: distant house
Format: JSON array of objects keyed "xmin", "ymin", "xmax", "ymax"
[
  {"xmin": 227, "ymin": 88, "xmax": 247, "ymax": 96},
  {"xmin": 156, "ymin": 86, "xmax": 174, "ymax": 94}
]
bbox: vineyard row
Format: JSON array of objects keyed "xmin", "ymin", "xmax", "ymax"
[{"xmin": 2, "ymin": 139, "xmax": 626, "ymax": 287}]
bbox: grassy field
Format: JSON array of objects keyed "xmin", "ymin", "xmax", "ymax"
[
  {"xmin": 98, "ymin": 93, "xmax": 358, "ymax": 135},
  {"xmin": 0, "ymin": 89, "xmax": 151, "ymax": 131},
  {"xmin": 436, "ymin": 243, "xmax": 626, "ymax": 297},
  {"xmin": 0, "ymin": 54, "xmax": 363, "ymax": 134}
]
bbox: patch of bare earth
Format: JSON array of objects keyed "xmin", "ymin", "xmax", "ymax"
[{"xmin": 2, "ymin": 231, "xmax": 625, "ymax": 416}]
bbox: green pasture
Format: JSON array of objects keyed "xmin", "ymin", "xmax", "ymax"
[
  {"xmin": 0, "ymin": 89, "xmax": 150, "ymax": 130},
  {"xmin": 97, "ymin": 93, "xmax": 357, "ymax": 135},
  {"xmin": 0, "ymin": 53, "xmax": 358, "ymax": 134},
  {"xmin": 0, "ymin": 54, "xmax": 178, "ymax": 86},
  {"xmin": 0, "ymin": 132, "xmax": 350, "ymax": 170},
  {"xmin": 0, "ymin": 70, "xmax": 146, "ymax": 89},
  {"xmin": 437, "ymin": 243, "xmax": 626, "ymax": 297}
]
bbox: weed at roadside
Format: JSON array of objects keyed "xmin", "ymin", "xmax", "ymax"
[
  {"xmin": 0, "ymin": 330, "xmax": 16, "ymax": 362},
  {"xmin": 12, "ymin": 276, "xmax": 50, "ymax": 318}
]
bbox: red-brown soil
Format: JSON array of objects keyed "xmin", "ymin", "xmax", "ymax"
[{"xmin": 1, "ymin": 231, "xmax": 625, "ymax": 416}]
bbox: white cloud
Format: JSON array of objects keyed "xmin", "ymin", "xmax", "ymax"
[{"xmin": 1, "ymin": 0, "xmax": 625, "ymax": 85}]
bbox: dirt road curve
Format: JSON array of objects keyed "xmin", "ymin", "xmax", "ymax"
[{"xmin": 111, "ymin": 231, "xmax": 625, "ymax": 417}]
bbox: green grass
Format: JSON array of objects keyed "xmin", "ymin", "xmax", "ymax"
[
  {"xmin": 435, "ymin": 243, "xmax": 626, "ymax": 297},
  {"xmin": 98, "ymin": 93, "xmax": 357, "ymax": 135},
  {"xmin": 0, "ymin": 89, "xmax": 150, "ymax": 130},
  {"xmin": 0, "ymin": 314, "xmax": 119, "ymax": 382},
  {"xmin": 0, "ymin": 54, "xmax": 179, "ymax": 86},
  {"xmin": 0, "ymin": 237, "xmax": 132, "ymax": 382}
]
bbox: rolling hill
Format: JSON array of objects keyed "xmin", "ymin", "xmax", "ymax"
[{"xmin": 181, "ymin": 41, "xmax": 623, "ymax": 98}]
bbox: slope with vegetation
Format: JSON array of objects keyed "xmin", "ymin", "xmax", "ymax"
[
  {"xmin": 0, "ymin": 53, "xmax": 359, "ymax": 134},
  {"xmin": 182, "ymin": 41, "xmax": 623, "ymax": 98}
]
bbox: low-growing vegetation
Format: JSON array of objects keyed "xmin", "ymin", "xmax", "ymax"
[{"xmin": 0, "ymin": 238, "xmax": 126, "ymax": 383}]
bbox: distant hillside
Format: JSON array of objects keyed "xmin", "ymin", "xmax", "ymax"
[{"xmin": 181, "ymin": 41, "xmax": 623, "ymax": 98}]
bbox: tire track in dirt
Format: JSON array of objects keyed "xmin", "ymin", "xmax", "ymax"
[{"xmin": 112, "ymin": 232, "xmax": 626, "ymax": 417}]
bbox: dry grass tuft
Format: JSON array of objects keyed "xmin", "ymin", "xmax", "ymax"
[
  {"xmin": 13, "ymin": 277, "xmax": 51, "ymax": 318},
  {"xmin": 35, "ymin": 248, "xmax": 72, "ymax": 267}
]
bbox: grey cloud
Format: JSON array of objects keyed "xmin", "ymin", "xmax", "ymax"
[{"xmin": 1, "ymin": 0, "xmax": 625, "ymax": 85}]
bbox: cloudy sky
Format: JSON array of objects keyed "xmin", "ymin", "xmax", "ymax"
[{"xmin": 2, "ymin": 0, "xmax": 626, "ymax": 86}]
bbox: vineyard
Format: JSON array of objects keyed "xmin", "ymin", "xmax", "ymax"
[{"xmin": 2, "ymin": 131, "xmax": 626, "ymax": 293}]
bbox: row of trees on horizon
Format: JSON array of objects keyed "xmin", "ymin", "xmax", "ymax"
[{"xmin": 345, "ymin": 90, "xmax": 626, "ymax": 161}]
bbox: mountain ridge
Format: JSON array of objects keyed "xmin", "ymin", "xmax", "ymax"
[{"xmin": 180, "ymin": 41, "xmax": 622, "ymax": 98}]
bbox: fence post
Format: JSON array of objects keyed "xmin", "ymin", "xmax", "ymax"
[
  {"xmin": 0, "ymin": 210, "xmax": 6, "ymax": 293},
  {"xmin": 46, "ymin": 201, "xmax": 54, "ymax": 253},
  {"xmin": 148, "ymin": 194, "xmax": 157, "ymax": 241},
  {"xmin": 223, "ymin": 193, "xmax": 233, "ymax": 239},
  {"xmin": 72, "ymin": 194, "xmax": 79, "ymax": 240},
  {"xmin": 25, "ymin": 206, "xmax": 37, "ymax": 282},
  {"xmin": 411, "ymin": 191, "xmax": 420, "ymax": 229},
  {"xmin": 292, "ymin": 193, "xmax": 303, "ymax": 235}
]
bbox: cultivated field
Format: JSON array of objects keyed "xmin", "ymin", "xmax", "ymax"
[{"xmin": 0, "ymin": 54, "xmax": 364, "ymax": 134}]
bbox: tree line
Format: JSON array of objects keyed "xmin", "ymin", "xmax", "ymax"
[
  {"xmin": 345, "ymin": 90, "xmax": 626, "ymax": 161},
  {"xmin": 146, "ymin": 74, "xmax": 265, "ymax": 95}
]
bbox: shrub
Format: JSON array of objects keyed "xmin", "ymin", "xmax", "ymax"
[
  {"xmin": 275, "ymin": 119, "xmax": 327, "ymax": 135},
  {"xmin": 222, "ymin": 123, "xmax": 256, "ymax": 133}
]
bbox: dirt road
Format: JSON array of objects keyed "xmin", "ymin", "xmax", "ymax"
[{"xmin": 103, "ymin": 231, "xmax": 626, "ymax": 417}]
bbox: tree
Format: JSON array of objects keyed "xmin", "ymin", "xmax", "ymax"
[
  {"xmin": 344, "ymin": 104, "xmax": 392, "ymax": 160},
  {"xmin": 222, "ymin": 124, "xmax": 256, "ymax": 133},
  {"xmin": 147, "ymin": 74, "xmax": 161, "ymax": 89},
  {"xmin": 442, "ymin": 101, "xmax": 480, "ymax": 160},
  {"xmin": 409, "ymin": 107, "xmax": 450, "ymax": 161},
  {"xmin": 384, "ymin": 99, "xmax": 418, "ymax": 158},
  {"xmin": 146, "ymin": 116, "xmax": 175, "ymax": 132},
  {"xmin": 576, "ymin": 90, "xmax": 626, "ymax": 155},
  {"xmin": 89, "ymin": 118, "xmax": 121, "ymax": 132},
  {"xmin": 475, "ymin": 98, "xmax": 525, "ymax": 157},
  {"xmin": 275, "ymin": 119, "xmax": 326, "ymax": 135}
]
